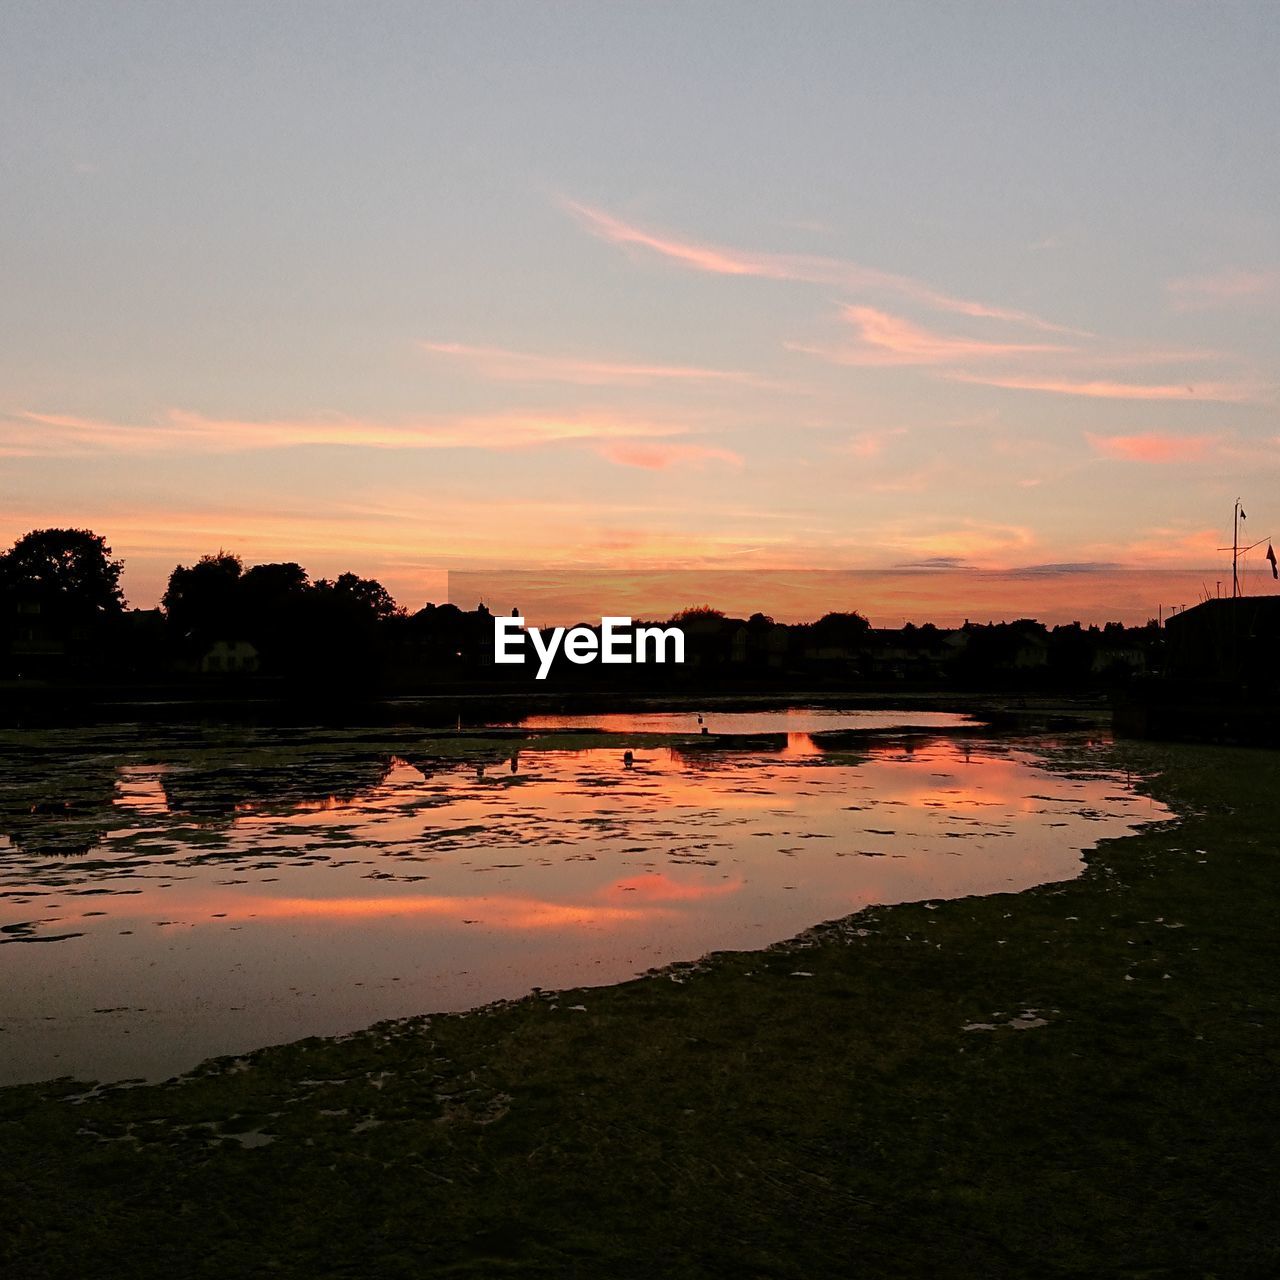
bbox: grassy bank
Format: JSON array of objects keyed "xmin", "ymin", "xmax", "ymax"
[{"xmin": 3, "ymin": 739, "xmax": 1278, "ymax": 1278}]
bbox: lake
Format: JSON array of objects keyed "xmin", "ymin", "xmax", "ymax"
[{"xmin": 0, "ymin": 710, "xmax": 1168, "ymax": 1085}]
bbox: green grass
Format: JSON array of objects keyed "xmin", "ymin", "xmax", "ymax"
[{"xmin": 3, "ymin": 739, "xmax": 1278, "ymax": 1278}]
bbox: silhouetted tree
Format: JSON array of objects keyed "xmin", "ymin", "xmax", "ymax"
[
  {"xmin": 0, "ymin": 528, "xmax": 125, "ymax": 621},
  {"xmin": 1049, "ymin": 622, "xmax": 1092, "ymax": 680},
  {"xmin": 315, "ymin": 573, "xmax": 401, "ymax": 622},
  {"xmin": 225, "ymin": 562, "xmax": 309, "ymax": 666},
  {"xmin": 162, "ymin": 552, "xmax": 244, "ymax": 642},
  {"xmin": 809, "ymin": 610, "xmax": 871, "ymax": 645},
  {"xmin": 239, "ymin": 562, "xmax": 310, "ymax": 608}
]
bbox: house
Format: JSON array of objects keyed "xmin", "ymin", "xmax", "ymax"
[{"xmin": 200, "ymin": 639, "xmax": 260, "ymax": 674}]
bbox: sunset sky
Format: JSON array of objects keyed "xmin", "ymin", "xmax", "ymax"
[{"xmin": 3, "ymin": 2, "xmax": 1278, "ymax": 624}]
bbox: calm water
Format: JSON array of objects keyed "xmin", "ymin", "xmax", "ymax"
[
  {"xmin": 0, "ymin": 716, "xmax": 1166, "ymax": 1085},
  {"xmin": 510, "ymin": 708, "xmax": 974, "ymax": 734}
]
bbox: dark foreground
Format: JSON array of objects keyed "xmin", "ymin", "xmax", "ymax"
[{"xmin": 3, "ymin": 740, "xmax": 1277, "ymax": 1278}]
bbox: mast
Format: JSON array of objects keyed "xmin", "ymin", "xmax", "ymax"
[{"xmin": 1233, "ymin": 499, "xmax": 1240, "ymax": 598}]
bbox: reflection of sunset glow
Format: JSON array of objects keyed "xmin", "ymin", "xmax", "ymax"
[
  {"xmin": 234, "ymin": 795, "xmax": 348, "ymax": 816},
  {"xmin": 518, "ymin": 709, "xmax": 971, "ymax": 734},
  {"xmin": 602, "ymin": 873, "xmax": 742, "ymax": 903},
  {"xmin": 112, "ymin": 769, "xmax": 170, "ymax": 814},
  {"xmin": 2, "ymin": 730, "xmax": 1165, "ymax": 1084},
  {"xmin": 868, "ymin": 743, "xmax": 1033, "ymax": 812},
  {"xmin": 111, "ymin": 891, "xmax": 662, "ymax": 930},
  {"xmin": 261, "ymin": 894, "xmax": 659, "ymax": 929}
]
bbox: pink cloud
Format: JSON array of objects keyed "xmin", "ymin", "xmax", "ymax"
[
  {"xmin": 595, "ymin": 441, "xmax": 743, "ymax": 470},
  {"xmin": 562, "ymin": 200, "xmax": 762, "ymax": 276},
  {"xmin": 1086, "ymin": 432, "xmax": 1216, "ymax": 463},
  {"xmin": 947, "ymin": 372, "xmax": 1260, "ymax": 403},
  {"xmin": 868, "ymin": 464, "xmax": 946, "ymax": 494},
  {"xmin": 419, "ymin": 341, "xmax": 777, "ymax": 388},
  {"xmin": 793, "ymin": 306, "xmax": 1070, "ymax": 367},
  {"xmin": 562, "ymin": 199, "xmax": 1082, "ymax": 334},
  {"xmin": 884, "ymin": 519, "xmax": 1039, "ymax": 566},
  {"xmin": 1121, "ymin": 527, "xmax": 1224, "ymax": 567},
  {"xmin": 1168, "ymin": 269, "xmax": 1280, "ymax": 312},
  {"xmin": 6, "ymin": 408, "xmax": 694, "ymax": 456},
  {"xmin": 840, "ymin": 427, "xmax": 908, "ymax": 458}
]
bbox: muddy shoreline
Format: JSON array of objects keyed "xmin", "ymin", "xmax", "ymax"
[{"xmin": 3, "ymin": 737, "xmax": 1277, "ymax": 1276}]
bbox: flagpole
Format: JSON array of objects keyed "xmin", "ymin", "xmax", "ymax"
[
  {"xmin": 1219, "ymin": 503, "xmax": 1267, "ymax": 598},
  {"xmin": 1233, "ymin": 499, "xmax": 1240, "ymax": 598}
]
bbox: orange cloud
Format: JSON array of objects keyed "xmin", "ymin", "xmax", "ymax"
[
  {"xmin": 1086, "ymin": 432, "xmax": 1216, "ymax": 463},
  {"xmin": 594, "ymin": 441, "xmax": 743, "ymax": 470},
  {"xmin": 419, "ymin": 341, "xmax": 777, "ymax": 388},
  {"xmin": 947, "ymin": 372, "xmax": 1260, "ymax": 403},
  {"xmin": 563, "ymin": 199, "xmax": 1081, "ymax": 333}
]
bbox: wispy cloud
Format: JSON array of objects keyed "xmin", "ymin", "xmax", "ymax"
[
  {"xmin": 1071, "ymin": 346, "xmax": 1227, "ymax": 369},
  {"xmin": 946, "ymin": 372, "xmax": 1261, "ymax": 403},
  {"xmin": 894, "ymin": 556, "xmax": 973, "ymax": 570},
  {"xmin": 1008, "ymin": 561, "xmax": 1122, "ymax": 575},
  {"xmin": 594, "ymin": 441, "xmax": 743, "ymax": 470},
  {"xmin": 1168, "ymin": 268, "xmax": 1280, "ymax": 312},
  {"xmin": 793, "ymin": 306, "xmax": 1070, "ymax": 367},
  {"xmin": 0, "ymin": 491, "xmax": 809, "ymax": 612},
  {"xmin": 562, "ymin": 199, "xmax": 1082, "ymax": 334},
  {"xmin": 1121, "ymin": 526, "xmax": 1224, "ymax": 567},
  {"xmin": 868, "ymin": 463, "xmax": 949, "ymax": 494},
  {"xmin": 1086, "ymin": 432, "xmax": 1217, "ymax": 463},
  {"xmin": 838, "ymin": 427, "xmax": 909, "ymax": 458},
  {"xmin": 4, "ymin": 408, "xmax": 700, "ymax": 457},
  {"xmin": 419, "ymin": 341, "xmax": 777, "ymax": 388},
  {"xmin": 885, "ymin": 519, "xmax": 1038, "ymax": 566}
]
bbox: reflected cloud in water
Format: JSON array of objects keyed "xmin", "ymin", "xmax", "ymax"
[{"xmin": 0, "ymin": 717, "xmax": 1166, "ymax": 1084}]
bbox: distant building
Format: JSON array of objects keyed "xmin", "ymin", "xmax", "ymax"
[
  {"xmin": 1090, "ymin": 645, "xmax": 1146, "ymax": 676},
  {"xmin": 730, "ymin": 623, "xmax": 790, "ymax": 669},
  {"xmin": 1012, "ymin": 634, "xmax": 1050, "ymax": 670},
  {"xmin": 7, "ymin": 597, "xmax": 66, "ymax": 660},
  {"xmin": 200, "ymin": 639, "xmax": 260, "ymax": 674},
  {"xmin": 1164, "ymin": 596, "xmax": 1280, "ymax": 685}
]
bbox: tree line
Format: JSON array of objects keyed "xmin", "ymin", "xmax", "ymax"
[{"xmin": 0, "ymin": 527, "xmax": 1164, "ymax": 690}]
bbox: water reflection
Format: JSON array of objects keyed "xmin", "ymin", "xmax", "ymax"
[
  {"xmin": 0, "ymin": 725, "xmax": 1165, "ymax": 1085},
  {"xmin": 512, "ymin": 708, "xmax": 974, "ymax": 735},
  {"xmin": 161, "ymin": 755, "xmax": 395, "ymax": 820}
]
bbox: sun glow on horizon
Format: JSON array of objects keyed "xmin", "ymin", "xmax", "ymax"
[{"xmin": 1, "ymin": 5, "xmax": 1276, "ymax": 623}]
